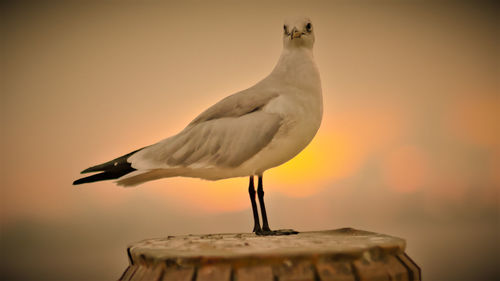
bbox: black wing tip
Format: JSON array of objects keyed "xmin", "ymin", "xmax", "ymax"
[
  {"xmin": 73, "ymin": 165, "xmax": 137, "ymax": 186},
  {"xmin": 74, "ymin": 147, "xmax": 144, "ymax": 185},
  {"xmin": 80, "ymin": 167, "xmax": 98, "ymax": 174},
  {"xmin": 72, "ymin": 170, "xmax": 132, "ymax": 186},
  {"xmin": 73, "ymin": 178, "xmax": 86, "ymax": 185},
  {"xmin": 79, "ymin": 147, "xmax": 144, "ymax": 174},
  {"xmin": 72, "ymin": 173, "xmax": 110, "ymax": 185}
]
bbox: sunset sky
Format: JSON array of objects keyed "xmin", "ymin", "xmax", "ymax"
[{"xmin": 1, "ymin": 1, "xmax": 498, "ymax": 281}]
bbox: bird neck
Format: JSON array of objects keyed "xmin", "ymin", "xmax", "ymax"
[{"xmin": 269, "ymin": 47, "xmax": 320, "ymax": 91}]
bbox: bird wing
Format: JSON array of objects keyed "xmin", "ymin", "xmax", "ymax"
[
  {"xmin": 188, "ymin": 87, "xmax": 279, "ymax": 125},
  {"xmin": 128, "ymin": 89, "xmax": 281, "ymax": 170}
]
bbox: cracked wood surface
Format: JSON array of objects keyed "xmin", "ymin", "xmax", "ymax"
[{"xmin": 118, "ymin": 228, "xmax": 421, "ymax": 281}]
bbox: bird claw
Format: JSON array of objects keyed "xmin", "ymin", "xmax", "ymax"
[{"xmin": 255, "ymin": 229, "xmax": 299, "ymax": 236}]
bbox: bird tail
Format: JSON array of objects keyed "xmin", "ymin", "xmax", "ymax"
[{"xmin": 73, "ymin": 148, "xmax": 144, "ymax": 185}]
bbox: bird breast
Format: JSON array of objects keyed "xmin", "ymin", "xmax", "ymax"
[{"xmin": 244, "ymin": 71, "xmax": 323, "ymax": 174}]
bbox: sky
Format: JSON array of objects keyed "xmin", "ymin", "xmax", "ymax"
[{"xmin": 1, "ymin": 1, "xmax": 499, "ymax": 280}]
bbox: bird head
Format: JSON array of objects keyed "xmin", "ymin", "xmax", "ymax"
[{"xmin": 283, "ymin": 17, "xmax": 315, "ymax": 49}]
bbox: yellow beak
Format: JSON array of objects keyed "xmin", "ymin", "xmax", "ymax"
[{"xmin": 291, "ymin": 28, "xmax": 302, "ymax": 39}]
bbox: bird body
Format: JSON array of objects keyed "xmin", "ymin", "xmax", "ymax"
[
  {"xmin": 74, "ymin": 17, "xmax": 322, "ymax": 189},
  {"xmin": 116, "ymin": 47, "xmax": 322, "ymax": 186}
]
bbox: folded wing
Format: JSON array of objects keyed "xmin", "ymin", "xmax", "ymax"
[
  {"xmin": 130, "ymin": 111, "xmax": 281, "ymax": 170},
  {"xmin": 128, "ymin": 89, "xmax": 282, "ymax": 171}
]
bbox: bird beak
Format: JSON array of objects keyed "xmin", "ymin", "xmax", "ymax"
[{"xmin": 290, "ymin": 27, "xmax": 302, "ymax": 40}]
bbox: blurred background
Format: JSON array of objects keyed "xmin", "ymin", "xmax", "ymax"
[{"xmin": 1, "ymin": 0, "xmax": 498, "ymax": 280}]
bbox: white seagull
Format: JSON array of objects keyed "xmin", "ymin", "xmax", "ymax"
[{"xmin": 74, "ymin": 17, "xmax": 323, "ymax": 235}]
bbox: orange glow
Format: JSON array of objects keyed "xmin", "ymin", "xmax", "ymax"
[
  {"xmin": 185, "ymin": 178, "xmax": 250, "ymax": 213},
  {"xmin": 268, "ymin": 103, "xmax": 406, "ymax": 197},
  {"xmin": 148, "ymin": 177, "xmax": 250, "ymax": 214},
  {"xmin": 342, "ymin": 103, "xmax": 406, "ymax": 152},
  {"xmin": 382, "ymin": 145, "xmax": 430, "ymax": 193},
  {"xmin": 81, "ymin": 184, "xmax": 133, "ymax": 207},
  {"xmin": 269, "ymin": 131, "xmax": 362, "ymax": 197}
]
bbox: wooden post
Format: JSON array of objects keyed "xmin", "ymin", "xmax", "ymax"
[{"xmin": 119, "ymin": 228, "xmax": 421, "ymax": 281}]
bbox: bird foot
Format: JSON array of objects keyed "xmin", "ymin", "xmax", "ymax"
[{"xmin": 255, "ymin": 228, "xmax": 299, "ymax": 236}]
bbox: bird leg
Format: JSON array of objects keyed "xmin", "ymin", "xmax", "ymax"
[
  {"xmin": 256, "ymin": 175, "xmax": 299, "ymax": 236},
  {"xmin": 248, "ymin": 176, "xmax": 262, "ymax": 233},
  {"xmin": 257, "ymin": 175, "xmax": 271, "ymax": 232}
]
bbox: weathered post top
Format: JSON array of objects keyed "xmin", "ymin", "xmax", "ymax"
[{"xmin": 119, "ymin": 228, "xmax": 421, "ymax": 281}]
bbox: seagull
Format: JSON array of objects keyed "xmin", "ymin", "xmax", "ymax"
[{"xmin": 74, "ymin": 17, "xmax": 322, "ymax": 236}]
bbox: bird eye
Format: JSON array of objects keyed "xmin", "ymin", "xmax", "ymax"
[
  {"xmin": 306, "ymin": 23, "xmax": 312, "ymax": 32},
  {"xmin": 283, "ymin": 25, "xmax": 288, "ymax": 34}
]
